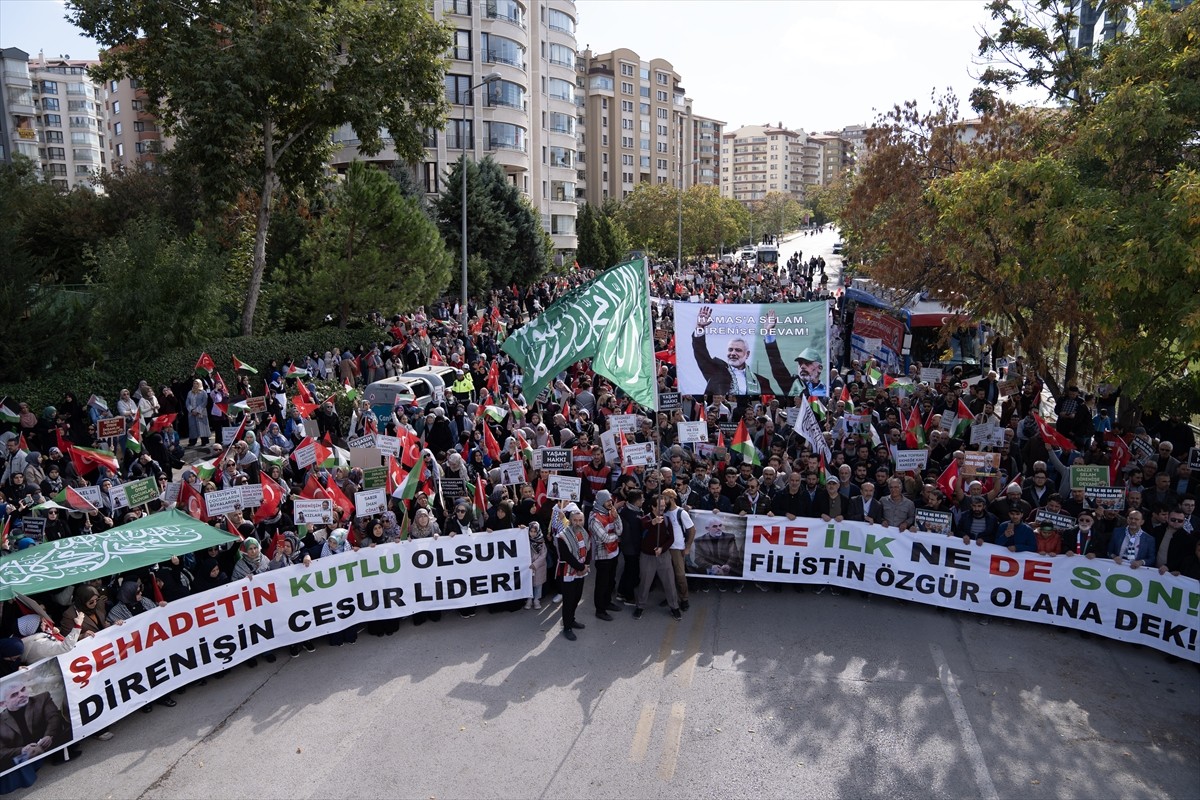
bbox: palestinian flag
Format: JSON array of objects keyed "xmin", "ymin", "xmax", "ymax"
[
  {"xmin": 232, "ymin": 355, "xmax": 258, "ymax": 374},
  {"xmin": 484, "ymin": 405, "xmax": 507, "ymax": 423},
  {"xmin": 342, "ymin": 380, "xmax": 359, "ymax": 402},
  {"xmin": 71, "ymin": 445, "xmax": 119, "ymax": 475},
  {"xmin": 260, "ymin": 451, "xmax": 286, "ymax": 469},
  {"xmin": 818, "ymin": 454, "xmax": 836, "ymax": 486},
  {"xmin": 809, "ymin": 398, "xmax": 826, "ymax": 422},
  {"xmin": 55, "ymin": 487, "xmax": 98, "ymax": 513},
  {"xmin": 953, "ymin": 398, "xmax": 974, "ymax": 439},
  {"xmin": 473, "ymin": 476, "xmax": 488, "ymax": 520},
  {"xmin": 87, "ymin": 394, "xmax": 109, "ymax": 413},
  {"xmin": 191, "ymin": 457, "xmax": 220, "ymax": 482},
  {"xmin": 285, "ymin": 363, "xmax": 309, "ymax": 379},
  {"xmin": 867, "ymin": 365, "xmax": 882, "ymax": 385},
  {"xmin": 125, "ymin": 421, "xmax": 143, "ymax": 453},
  {"xmin": 731, "ymin": 419, "xmax": 760, "ymax": 466},
  {"xmin": 905, "ymin": 405, "xmax": 926, "ymax": 449},
  {"xmin": 228, "ymin": 414, "xmax": 248, "ymax": 445},
  {"xmin": 507, "ymin": 395, "xmax": 524, "ymax": 421},
  {"xmin": 515, "ymin": 430, "xmax": 534, "ymax": 463},
  {"xmin": 195, "ymin": 352, "xmax": 216, "ymax": 375},
  {"xmin": 0, "ymin": 401, "xmax": 19, "ymax": 425},
  {"xmin": 393, "ymin": 451, "xmax": 426, "ymax": 501}
]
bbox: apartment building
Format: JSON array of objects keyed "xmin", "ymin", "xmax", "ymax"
[
  {"xmin": 807, "ymin": 132, "xmax": 854, "ymax": 185},
  {"xmin": 719, "ymin": 123, "xmax": 806, "ymax": 205},
  {"xmin": 576, "ymin": 47, "xmax": 710, "ymax": 205},
  {"xmin": 1, "ymin": 48, "xmax": 39, "ymax": 170},
  {"xmin": 330, "ymin": 0, "xmax": 580, "ymax": 259},
  {"xmin": 104, "ymin": 74, "xmax": 168, "ymax": 171},
  {"xmin": 27, "ymin": 55, "xmax": 107, "ymax": 192}
]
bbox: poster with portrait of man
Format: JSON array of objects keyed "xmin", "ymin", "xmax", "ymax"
[
  {"xmin": 673, "ymin": 302, "xmax": 829, "ymax": 398},
  {"xmin": 0, "ymin": 658, "xmax": 74, "ymax": 778}
]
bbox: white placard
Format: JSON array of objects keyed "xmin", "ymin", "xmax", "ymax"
[
  {"xmin": 108, "ymin": 484, "xmax": 129, "ymax": 512},
  {"xmin": 239, "ymin": 483, "xmax": 264, "ymax": 508},
  {"xmin": 354, "ymin": 487, "xmax": 387, "ymax": 517},
  {"xmin": 600, "ymin": 430, "xmax": 620, "ymax": 465},
  {"xmin": 677, "ymin": 420, "xmax": 709, "ymax": 444},
  {"xmin": 76, "ymin": 485, "xmax": 103, "ymax": 507},
  {"xmin": 202, "ymin": 487, "xmax": 244, "ymax": 516},
  {"xmin": 621, "ymin": 441, "xmax": 655, "ymax": 468},
  {"xmin": 609, "ymin": 414, "xmax": 639, "ymax": 434},
  {"xmin": 221, "ymin": 426, "xmax": 240, "ymax": 446},
  {"xmin": 374, "ymin": 434, "xmax": 401, "ymax": 458},
  {"xmin": 546, "ymin": 475, "xmax": 581, "ymax": 501},
  {"xmin": 892, "ymin": 449, "xmax": 929, "ymax": 473},
  {"xmin": 294, "ymin": 498, "xmax": 334, "ymax": 525},
  {"xmin": 162, "ymin": 482, "xmax": 181, "ymax": 506},
  {"xmin": 347, "ymin": 433, "xmax": 376, "ymax": 449},
  {"xmin": 920, "ymin": 368, "xmax": 943, "ymax": 385},
  {"xmin": 499, "ymin": 460, "xmax": 527, "ymax": 486},
  {"xmin": 293, "ymin": 442, "xmax": 317, "ymax": 469}
]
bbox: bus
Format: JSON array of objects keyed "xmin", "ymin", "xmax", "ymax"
[{"xmin": 755, "ymin": 243, "xmax": 779, "ymax": 268}]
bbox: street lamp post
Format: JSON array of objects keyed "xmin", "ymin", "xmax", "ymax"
[
  {"xmin": 677, "ymin": 157, "xmax": 700, "ymax": 270},
  {"xmin": 461, "ymin": 72, "xmax": 502, "ymax": 334}
]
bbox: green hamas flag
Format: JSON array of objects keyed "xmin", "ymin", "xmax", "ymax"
[
  {"xmin": 502, "ymin": 258, "xmax": 656, "ymax": 408},
  {"xmin": 0, "ymin": 509, "xmax": 241, "ymax": 601}
]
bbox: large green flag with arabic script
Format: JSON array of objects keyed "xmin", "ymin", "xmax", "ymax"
[
  {"xmin": 0, "ymin": 509, "xmax": 240, "ymax": 601},
  {"xmin": 502, "ymin": 258, "xmax": 657, "ymax": 408}
]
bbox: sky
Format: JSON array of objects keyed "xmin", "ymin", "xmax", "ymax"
[{"xmin": 2, "ymin": 0, "xmax": 1044, "ymax": 133}]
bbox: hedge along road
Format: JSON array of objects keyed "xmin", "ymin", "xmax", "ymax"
[{"xmin": 15, "ymin": 589, "xmax": 1199, "ymax": 800}]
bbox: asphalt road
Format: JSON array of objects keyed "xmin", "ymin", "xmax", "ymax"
[{"xmin": 14, "ymin": 583, "xmax": 1199, "ymax": 800}]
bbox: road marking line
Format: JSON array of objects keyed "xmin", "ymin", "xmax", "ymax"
[
  {"xmin": 629, "ymin": 701, "xmax": 657, "ymax": 763},
  {"xmin": 656, "ymin": 617, "xmax": 678, "ymax": 678},
  {"xmin": 930, "ymin": 643, "xmax": 999, "ymax": 800},
  {"xmin": 677, "ymin": 606, "xmax": 708, "ymax": 688},
  {"xmin": 657, "ymin": 702, "xmax": 686, "ymax": 781}
]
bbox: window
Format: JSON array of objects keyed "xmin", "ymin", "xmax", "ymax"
[
  {"xmin": 657, "ymin": 90, "xmax": 667, "ymax": 102},
  {"xmin": 45, "ymin": 147, "xmax": 65, "ymax": 160},
  {"xmin": 445, "ymin": 0, "xmax": 470, "ymax": 14},
  {"xmin": 640, "ymin": 86, "xmax": 650, "ymax": 97},
  {"xmin": 129, "ymin": 78, "xmax": 141, "ymax": 89},
  {"xmin": 621, "ymin": 136, "xmax": 633, "ymax": 148},
  {"xmin": 422, "ymin": 127, "xmax": 438, "ymax": 147},
  {"xmin": 452, "ymin": 30, "xmax": 471, "ymax": 61},
  {"xmin": 621, "ymin": 154, "xmax": 633, "ymax": 165},
  {"xmin": 131, "ymin": 100, "xmax": 144, "ymax": 111},
  {"xmin": 68, "ymin": 99, "xmax": 94, "ymax": 112},
  {"xmin": 44, "ymin": 130, "xmax": 63, "ymax": 144},
  {"xmin": 622, "ymin": 172, "xmax": 633, "ymax": 184},
  {"xmin": 112, "ymin": 100, "xmax": 121, "ymax": 115},
  {"xmin": 589, "ymin": 76, "xmax": 613, "ymax": 91},
  {"xmin": 46, "ymin": 163, "xmax": 67, "ymax": 177},
  {"xmin": 640, "ymin": 120, "xmax": 649, "ymax": 133},
  {"xmin": 115, "ymin": 142, "xmax": 124, "ymax": 158},
  {"xmin": 113, "ymin": 121, "xmax": 122, "ymax": 135},
  {"xmin": 640, "ymin": 102, "xmax": 650, "ymax": 115},
  {"xmin": 657, "ymin": 72, "xmax": 668, "ymax": 85},
  {"xmin": 549, "ymin": 146, "xmax": 572, "ymax": 168},
  {"xmin": 445, "ymin": 74, "xmax": 471, "ymax": 104},
  {"xmin": 639, "ymin": 155, "xmax": 650, "ymax": 168},
  {"xmin": 601, "ymin": 115, "xmax": 608, "ymax": 128},
  {"xmin": 550, "ymin": 180, "xmax": 575, "ymax": 201},
  {"xmin": 486, "ymin": 79, "xmax": 525, "ymax": 109},
  {"xmin": 602, "ymin": 134, "xmax": 608, "ymax": 145},
  {"xmin": 621, "ymin": 118, "xmax": 632, "ymax": 130},
  {"xmin": 488, "ymin": 121, "xmax": 527, "ymax": 151},
  {"xmin": 43, "ymin": 114, "xmax": 62, "ymax": 126},
  {"xmin": 548, "ymin": 43, "xmax": 574, "ymax": 67},
  {"xmin": 482, "ymin": 33, "xmax": 525, "ymax": 68},
  {"xmin": 620, "ymin": 100, "xmax": 633, "ymax": 112},
  {"xmin": 657, "ymin": 124, "xmax": 668, "ymax": 136},
  {"xmin": 133, "ymin": 121, "xmax": 150, "ymax": 133},
  {"xmin": 73, "ymin": 148, "xmax": 97, "ymax": 163},
  {"xmin": 657, "ymin": 142, "xmax": 668, "ymax": 153},
  {"xmin": 640, "ymin": 138, "xmax": 650, "ymax": 151},
  {"xmin": 657, "ymin": 158, "xmax": 667, "ymax": 169},
  {"xmin": 549, "ymin": 112, "xmax": 573, "ymax": 134},
  {"xmin": 620, "ymin": 82, "xmax": 633, "ymax": 95},
  {"xmin": 601, "ymin": 98, "xmax": 608, "ymax": 109},
  {"xmin": 620, "ymin": 63, "xmax": 634, "ymax": 77},
  {"xmin": 551, "ymin": 214, "xmax": 575, "ymax": 235},
  {"xmin": 109, "ymin": 80, "xmax": 118, "ymax": 93},
  {"xmin": 602, "ymin": 171, "xmax": 608, "ymax": 182},
  {"xmin": 424, "ymin": 162, "xmax": 439, "ymax": 193},
  {"xmin": 41, "ymin": 98, "xmax": 59, "ymax": 111},
  {"xmin": 547, "ymin": 8, "xmax": 574, "ymax": 32},
  {"xmin": 548, "ymin": 78, "xmax": 573, "ymax": 102},
  {"xmin": 39, "ymin": 80, "xmax": 58, "ymax": 94},
  {"xmin": 487, "ymin": 0, "xmax": 525, "ymax": 27},
  {"xmin": 657, "ymin": 108, "xmax": 667, "ymax": 119},
  {"xmin": 71, "ymin": 131, "xmax": 98, "ymax": 146}
]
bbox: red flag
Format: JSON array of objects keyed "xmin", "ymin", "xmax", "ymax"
[
  {"xmin": 178, "ymin": 479, "xmax": 207, "ymax": 520},
  {"xmin": 56, "ymin": 428, "xmax": 72, "ymax": 454},
  {"xmin": 487, "ymin": 362, "xmax": 500, "ymax": 394},
  {"xmin": 697, "ymin": 403, "xmax": 707, "ymax": 424},
  {"xmin": 212, "ymin": 370, "xmax": 229, "ymax": 396},
  {"xmin": 229, "ymin": 414, "xmax": 247, "ymax": 445},
  {"xmin": 1104, "ymin": 432, "xmax": 1132, "ymax": 485},
  {"xmin": 71, "ymin": 445, "xmax": 119, "ymax": 475},
  {"xmin": 397, "ymin": 428, "xmax": 422, "ymax": 468},
  {"xmin": 225, "ymin": 516, "xmax": 244, "ymax": 540},
  {"xmin": 473, "ymin": 475, "xmax": 488, "ymax": 519},
  {"xmin": 936, "ymin": 460, "xmax": 959, "ymax": 499},
  {"xmin": 482, "ymin": 421, "xmax": 501, "ymax": 461},
  {"xmin": 300, "ymin": 472, "xmax": 329, "ymax": 500},
  {"xmin": 195, "ymin": 352, "xmax": 215, "ymax": 375},
  {"xmin": 1031, "ymin": 411, "xmax": 1075, "ymax": 451},
  {"xmin": 324, "ymin": 478, "xmax": 353, "ymax": 519},
  {"xmin": 292, "ymin": 395, "xmax": 318, "ymax": 419},
  {"xmin": 253, "ymin": 474, "xmax": 284, "ymax": 524},
  {"xmin": 561, "ymin": 398, "xmax": 570, "ymax": 420},
  {"xmin": 430, "ymin": 348, "xmax": 444, "ymax": 366},
  {"xmin": 386, "ymin": 455, "xmax": 405, "ymax": 495},
  {"xmin": 618, "ymin": 430, "xmax": 635, "ymax": 476},
  {"xmin": 149, "ymin": 413, "xmax": 178, "ymax": 434},
  {"xmin": 17, "ymin": 433, "xmax": 29, "ymax": 452},
  {"xmin": 534, "ymin": 477, "xmax": 548, "ymax": 512}
]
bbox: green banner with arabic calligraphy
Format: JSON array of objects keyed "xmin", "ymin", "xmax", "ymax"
[{"xmin": 0, "ymin": 509, "xmax": 240, "ymax": 600}]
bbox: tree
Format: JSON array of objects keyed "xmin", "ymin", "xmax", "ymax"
[
  {"xmin": 301, "ymin": 161, "xmax": 451, "ymax": 328},
  {"xmin": 70, "ymin": 0, "xmax": 452, "ymax": 335},
  {"xmin": 598, "ymin": 212, "xmax": 630, "ymax": 268},
  {"xmin": 435, "ymin": 157, "xmax": 552, "ymax": 289},
  {"xmin": 807, "ymin": 180, "xmax": 849, "ymax": 228},
  {"xmin": 576, "ymin": 203, "xmax": 604, "ymax": 270},
  {"xmin": 748, "ymin": 191, "xmax": 805, "ymax": 242},
  {"xmin": 88, "ymin": 215, "xmax": 224, "ymax": 361}
]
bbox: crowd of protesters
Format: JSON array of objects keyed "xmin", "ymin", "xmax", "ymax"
[{"xmin": 1, "ymin": 246, "xmax": 1198, "ymax": 790}]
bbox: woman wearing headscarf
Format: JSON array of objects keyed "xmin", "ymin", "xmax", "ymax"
[
  {"xmin": 525, "ymin": 521, "xmax": 547, "ymax": 610},
  {"xmin": 191, "ymin": 553, "xmax": 230, "ymax": 594},
  {"xmin": 106, "ymin": 580, "xmax": 162, "ymax": 624},
  {"xmin": 408, "ymin": 508, "xmax": 440, "ymax": 539},
  {"xmin": 22, "ymin": 452, "xmax": 46, "ymax": 488},
  {"xmin": 59, "ymin": 585, "xmax": 110, "ymax": 637},
  {"xmin": 444, "ymin": 500, "xmax": 474, "ymax": 537},
  {"xmin": 185, "ymin": 379, "xmax": 211, "ymax": 446},
  {"xmin": 231, "ymin": 538, "xmax": 271, "ymax": 581},
  {"xmin": 314, "ymin": 529, "xmax": 357, "ymax": 646},
  {"xmin": 262, "ymin": 421, "xmax": 292, "ymax": 453},
  {"xmin": 380, "ymin": 511, "xmax": 403, "ymax": 543}
]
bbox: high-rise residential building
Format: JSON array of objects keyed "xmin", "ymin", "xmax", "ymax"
[
  {"xmin": 838, "ymin": 123, "xmax": 869, "ymax": 163},
  {"xmin": 719, "ymin": 123, "xmax": 806, "ymax": 205},
  {"xmin": 1, "ymin": 48, "xmax": 40, "ymax": 171},
  {"xmin": 689, "ymin": 113, "xmax": 723, "ymax": 190},
  {"xmin": 27, "ymin": 55, "xmax": 107, "ymax": 192},
  {"xmin": 576, "ymin": 47, "xmax": 713, "ymax": 205},
  {"xmin": 330, "ymin": 0, "xmax": 580, "ymax": 261},
  {"xmin": 807, "ymin": 132, "xmax": 854, "ymax": 185},
  {"xmin": 103, "ymin": 73, "xmax": 168, "ymax": 172}
]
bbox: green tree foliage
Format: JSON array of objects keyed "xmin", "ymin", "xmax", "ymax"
[
  {"xmin": 576, "ymin": 203, "xmax": 603, "ymax": 270},
  {"xmin": 301, "ymin": 161, "xmax": 452, "ymax": 327},
  {"xmin": 88, "ymin": 215, "xmax": 225, "ymax": 362},
  {"xmin": 69, "ymin": 0, "xmax": 452, "ymax": 335},
  {"xmin": 598, "ymin": 213, "xmax": 631, "ymax": 267},
  {"xmin": 435, "ymin": 157, "xmax": 553, "ymax": 289},
  {"xmin": 748, "ymin": 191, "xmax": 806, "ymax": 241},
  {"xmin": 614, "ymin": 183, "xmax": 748, "ymax": 258}
]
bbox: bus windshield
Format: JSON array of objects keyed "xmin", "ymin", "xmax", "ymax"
[{"xmin": 755, "ymin": 246, "xmax": 779, "ymax": 266}]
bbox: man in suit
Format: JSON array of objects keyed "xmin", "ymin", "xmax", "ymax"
[
  {"xmin": 691, "ymin": 306, "xmax": 787, "ymax": 396},
  {"xmin": 1107, "ymin": 509, "xmax": 1156, "ymax": 569},
  {"xmin": 0, "ymin": 682, "xmax": 68, "ymax": 768},
  {"xmin": 846, "ymin": 480, "xmax": 881, "ymax": 525}
]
